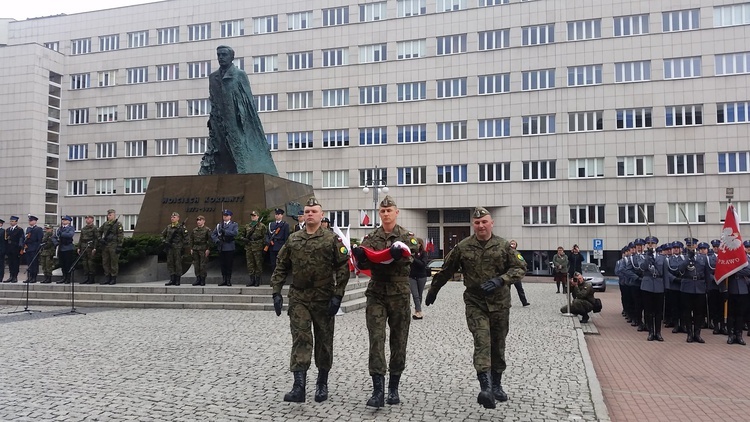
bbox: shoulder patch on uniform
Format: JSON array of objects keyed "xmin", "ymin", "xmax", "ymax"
[
  {"xmin": 410, "ymin": 238, "xmax": 417, "ymax": 245},
  {"xmin": 517, "ymin": 253, "xmax": 525, "ymax": 261},
  {"xmin": 340, "ymin": 246, "xmax": 348, "ymax": 255}
]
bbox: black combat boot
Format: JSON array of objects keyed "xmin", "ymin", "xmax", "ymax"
[
  {"xmin": 693, "ymin": 324, "xmax": 705, "ymax": 343},
  {"xmin": 727, "ymin": 323, "xmax": 737, "ymax": 344},
  {"xmin": 108, "ymin": 276, "xmax": 116, "ymax": 285},
  {"xmin": 226, "ymin": 275, "xmax": 232, "ymax": 286},
  {"xmin": 476, "ymin": 372, "xmax": 496, "ymax": 409},
  {"xmin": 636, "ymin": 318, "xmax": 647, "ymax": 332},
  {"xmin": 686, "ymin": 326, "xmax": 694, "ymax": 343},
  {"xmin": 255, "ymin": 275, "xmax": 262, "ymax": 287},
  {"xmin": 174, "ymin": 276, "xmax": 180, "ymax": 286},
  {"xmin": 491, "ymin": 370, "xmax": 508, "ymax": 402},
  {"xmin": 200, "ymin": 276, "xmax": 206, "ymax": 286},
  {"xmin": 165, "ymin": 275, "xmax": 175, "ymax": 286},
  {"xmin": 580, "ymin": 312, "xmax": 590, "ymax": 323},
  {"xmin": 218, "ymin": 275, "xmax": 228, "ymax": 287},
  {"xmin": 42, "ymin": 275, "xmax": 52, "ymax": 284},
  {"xmin": 192, "ymin": 276, "xmax": 202, "ymax": 286},
  {"xmin": 647, "ymin": 319, "xmax": 655, "ymax": 341},
  {"xmin": 100, "ymin": 275, "xmax": 111, "ymax": 285},
  {"xmin": 246, "ymin": 276, "xmax": 253, "ymax": 287},
  {"xmin": 713, "ymin": 321, "xmax": 722, "ymax": 335},
  {"xmin": 386, "ymin": 374, "xmax": 401, "ymax": 405},
  {"xmin": 736, "ymin": 329, "xmax": 746, "ymax": 346},
  {"xmin": 29, "ymin": 275, "xmax": 38, "ymax": 284},
  {"xmin": 283, "ymin": 371, "xmax": 306, "ymax": 403},
  {"xmin": 654, "ymin": 317, "xmax": 664, "ymax": 342},
  {"xmin": 314, "ymin": 369, "xmax": 329, "ymax": 403},
  {"xmin": 366, "ymin": 374, "xmax": 385, "ymax": 408}
]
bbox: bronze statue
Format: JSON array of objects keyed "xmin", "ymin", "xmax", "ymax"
[{"xmin": 199, "ymin": 45, "xmax": 279, "ymax": 176}]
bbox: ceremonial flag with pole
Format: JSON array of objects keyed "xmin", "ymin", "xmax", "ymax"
[
  {"xmin": 715, "ymin": 204, "xmax": 748, "ymax": 284},
  {"xmin": 360, "ymin": 210, "xmax": 370, "ymax": 226}
]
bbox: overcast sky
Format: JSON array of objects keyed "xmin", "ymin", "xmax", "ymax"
[{"xmin": 3, "ymin": 0, "xmax": 162, "ymax": 20}]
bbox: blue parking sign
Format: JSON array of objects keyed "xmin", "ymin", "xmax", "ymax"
[{"xmin": 593, "ymin": 239, "xmax": 603, "ymax": 250}]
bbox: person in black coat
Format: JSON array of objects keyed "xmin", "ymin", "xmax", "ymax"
[
  {"xmin": 568, "ymin": 244, "xmax": 584, "ymax": 281},
  {"xmin": 409, "ymin": 238, "xmax": 429, "ymax": 319}
]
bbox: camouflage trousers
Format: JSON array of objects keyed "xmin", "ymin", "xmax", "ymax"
[
  {"xmin": 166, "ymin": 247, "xmax": 182, "ymax": 276},
  {"xmin": 245, "ymin": 247, "xmax": 264, "ymax": 276},
  {"xmin": 40, "ymin": 255, "xmax": 56, "ymax": 276},
  {"xmin": 465, "ymin": 292, "xmax": 509, "ymax": 374},
  {"xmin": 366, "ymin": 292, "xmax": 411, "ymax": 376},
  {"xmin": 101, "ymin": 246, "xmax": 119, "ymax": 276},
  {"xmin": 82, "ymin": 250, "xmax": 96, "ymax": 275},
  {"xmin": 288, "ymin": 299, "xmax": 334, "ymax": 372},
  {"xmin": 192, "ymin": 250, "xmax": 208, "ymax": 277},
  {"xmin": 560, "ymin": 299, "xmax": 593, "ymax": 315}
]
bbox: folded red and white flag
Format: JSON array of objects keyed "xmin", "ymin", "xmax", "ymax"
[{"xmin": 359, "ymin": 241, "xmax": 412, "ymax": 264}]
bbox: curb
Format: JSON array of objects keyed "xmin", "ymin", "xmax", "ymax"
[{"xmin": 575, "ymin": 326, "xmax": 611, "ymax": 421}]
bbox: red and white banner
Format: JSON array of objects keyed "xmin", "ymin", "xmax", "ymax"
[
  {"xmin": 715, "ymin": 204, "xmax": 748, "ymax": 284},
  {"xmin": 360, "ymin": 210, "xmax": 370, "ymax": 226}
]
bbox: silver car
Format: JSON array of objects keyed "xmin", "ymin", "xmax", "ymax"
[{"xmin": 581, "ymin": 263, "xmax": 606, "ymax": 292}]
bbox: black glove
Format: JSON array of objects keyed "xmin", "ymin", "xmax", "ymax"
[
  {"xmin": 389, "ymin": 245, "xmax": 404, "ymax": 260},
  {"xmin": 328, "ymin": 296, "xmax": 342, "ymax": 316},
  {"xmin": 115, "ymin": 246, "xmax": 122, "ymax": 254},
  {"xmin": 688, "ymin": 250, "xmax": 696, "ymax": 260},
  {"xmin": 480, "ymin": 278, "xmax": 504, "ymax": 295},
  {"xmin": 425, "ymin": 290, "xmax": 438, "ymax": 306},
  {"xmin": 352, "ymin": 246, "xmax": 367, "ymax": 263},
  {"xmin": 273, "ymin": 293, "xmax": 283, "ymax": 316},
  {"xmin": 646, "ymin": 248, "xmax": 654, "ymax": 256}
]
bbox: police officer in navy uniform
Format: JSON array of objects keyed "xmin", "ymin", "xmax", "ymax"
[
  {"xmin": 4, "ymin": 216, "xmax": 24, "ymax": 283},
  {"xmin": 625, "ymin": 239, "xmax": 647, "ymax": 331},
  {"xmin": 211, "ymin": 209, "xmax": 239, "ymax": 286},
  {"xmin": 0, "ymin": 219, "xmax": 6, "ymax": 283},
  {"xmin": 726, "ymin": 240, "xmax": 750, "ymax": 345},
  {"xmin": 292, "ymin": 210, "xmax": 305, "ymax": 233},
  {"xmin": 665, "ymin": 241, "xmax": 685, "ymax": 332},
  {"xmin": 639, "ymin": 236, "xmax": 666, "ymax": 341},
  {"xmin": 614, "ymin": 246, "xmax": 630, "ymax": 318},
  {"xmin": 22, "ymin": 215, "xmax": 45, "ymax": 283},
  {"xmin": 267, "ymin": 208, "xmax": 290, "ymax": 277},
  {"xmin": 704, "ymin": 241, "xmax": 727, "ymax": 334},
  {"xmin": 56, "ymin": 215, "xmax": 76, "ymax": 284},
  {"xmin": 673, "ymin": 237, "xmax": 709, "ymax": 343}
]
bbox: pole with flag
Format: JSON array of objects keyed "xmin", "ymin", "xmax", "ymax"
[
  {"xmin": 715, "ymin": 203, "xmax": 748, "ymax": 332},
  {"xmin": 360, "ymin": 210, "xmax": 370, "ymax": 227}
]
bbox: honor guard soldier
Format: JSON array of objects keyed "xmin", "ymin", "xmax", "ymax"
[
  {"xmin": 55, "ymin": 215, "xmax": 76, "ymax": 284},
  {"xmin": 212, "ymin": 209, "xmax": 239, "ymax": 286},
  {"xmin": 22, "ymin": 215, "xmax": 44, "ymax": 283},
  {"xmin": 79, "ymin": 215, "xmax": 99, "ymax": 284},
  {"xmin": 726, "ymin": 240, "xmax": 750, "ymax": 345},
  {"xmin": 40, "ymin": 225, "xmax": 56, "ymax": 283},
  {"xmin": 163, "ymin": 212, "xmax": 188, "ymax": 286},
  {"xmin": 614, "ymin": 246, "xmax": 629, "ymax": 318},
  {"xmin": 4, "ymin": 216, "xmax": 24, "ymax": 283},
  {"xmin": 267, "ymin": 208, "xmax": 290, "ymax": 277},
  {"xmin": 672, "ymin": 237, "xmax": 710, "ymax": 343},
  {"xmin": 665, "ymin": 241, "xmax": 685, "ymax": 331},
  {"xmin": 244, "ymin": 210, "xmax": 268, "ymax": 287},
  {"xmin": 292, "ymin": 210, "xmax": 305, "ymax": 233},
  {"xmin": 99, "ymin": 209, "xmax": 124, "ymax": 285},
  {"xmin": 270, "ymin": 197, "xmax": 350, "ymax": 403},
  {"xmin": 0, "ymin": 219, "xmax": 6, "ymax": 283},
  {"xmin": 190, "ymin": 216, "xmax": 212, "ymax": 286},
  {"xmin": 638, "ymin": 236, "xmax": 666, "ymax": 341},
  {"xmin": 426, "ymin": 206, "xmax": 526, "ymax": 409},
  {"xmin": 704, "ymin": 241, "xmax": 727, "ymax": 334}
]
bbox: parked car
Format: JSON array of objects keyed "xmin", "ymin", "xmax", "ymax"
[
  {"xmin": 427, "ymin": 259, "xmax": 462, "ymax": 281},
  {"xmin": 581, "ymin": 262, "xmax": 606, "ymax": 292}
]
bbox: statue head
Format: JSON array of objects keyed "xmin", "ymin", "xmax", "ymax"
[{"xmin": 216, "ymin": 45, "xmax": 235, "ymax": 69}]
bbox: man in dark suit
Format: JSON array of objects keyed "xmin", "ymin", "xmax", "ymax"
[
  {"xmin": 0, "ymin": 218, "xmax": 6, "ymax": 283},
  {"xmin": 267, "ymin": 208, "xmax": 289, "ymax": 276},
  {"xmin": 4, "ymin": 216, "xmax": 24, "ymax": 283},
  {"xmin": 22, "ymin": 215, "xmax": 45, "ymax": 283}
]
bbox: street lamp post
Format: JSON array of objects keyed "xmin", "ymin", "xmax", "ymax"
[{"xmin": 362, "ymin": 167, "xmax": 388, "ymax": 228}]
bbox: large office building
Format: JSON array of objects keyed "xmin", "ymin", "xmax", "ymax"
[{"xmin": 1, "ymin": 0, "xmax": 748, "ymax": 273}]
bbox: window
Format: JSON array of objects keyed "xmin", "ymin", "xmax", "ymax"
[
  {"xmin": 157, "ymin": 27, "xmax": 179, "ymax": 44},
  {"xmin": 67, "ymin": 180, "xmax": 87, "ymax": 196},
  {"xmin": 287, "ymin": 91, "xmax": 313, "ymax": 110},
  {"xmin": 436, "ymin": 121, "xmax": 467, "ymax": 141},
  {"xmin": 718, "ymin": 101, "xmax": 750, "ymax": 123},
  {"xmin": 288, "ymin": 11, "xmax": 313, "ymax": 30},
  {"xmin": 480, "ymin": 0, "xmax": 509, "ymax": 5},
  {"xmin": 71, "ymin": 38, "xmax": 91, "ymax": 55},
  {"xmin": 156, "ymin": 101, "xmax": 179, "ymax": 118},
  {"xmin": 522, "ymin": 24, "xmax": 555, "ymax": 45},
  {"xmin": 437, "ymin": 34, "xmax": 467, "ymax": 55},
  {"xmin": 569, "ymin": 158, "xmax": 604, "ymax": 178},
  {"xmin": 664, "ymin": 57, "xmax": 701, "ymax": 79},
  {"xmin": 617, "ymin": 156, "xmax": 654, "ymax": 177},
  {"xmin": 478, "ymin": 29, "xmax": 510, "ymax": 50},
  {"xmin": 128, "ymin": 31, "xmax": 149, "ymax": 48},
  {"xmin": 617, "ymin": 108, "xmax": 652, "ymax": 129},
  {"xmin": 96, "ymin": 106, "xmax": 118, "ymax": 123},
  {"xmin": 614, "ymin": 14, "xmax": 650, "ymax": 36},
  {"xmin": 436, "ymin": 78, "xmax": 467, "ymax": 98},
  {"xmin": 221, "ymin": 19, "xmax": 244, "ymax": 37},
  {"xmin": 478, "ymin": 162, "xmax": 510, "ymax": 182},
  {"xmin": 398, "ymin": 166, "xmax": 427, "ymax": 185},
  {"xmin": 662, "ymin": 9, "xmax": 700, "ymax": 32},
  {"xmin": 122, "ymin": 215, "xmax": 138, "ymax": 232},
  {"xmin": 322, "ymin": 89, "xmax": 349, "ymax": 107},
  {"xmin": 359, "ymin": 43, "xmax": 387, "ymax": 63},
  {"xmin": 254, "ymin": 15, "xmax": 278, "ymax": 34},
  {"xmin": 44, "ymin": 42, "xmax": 59, "ymax": 51},
  {"xmin": 99, "ymin": 34, "xmax": 119, "ymax": 51},
  {"xmin": 397, "ymin": 124, "xmax": 427, "ymax": 143},
  {"xmin": 322, "ymin": 129, "xmax": 350, "ymax": 147},
  {"xmin": 714, "ymin": 3, "xmax": 750, "ymax": 27},
  {"xmin": 70, "ymin": 73, "xmax": 90, "ymax": 90},
  {"xmin": 360, "ymin": 2, "xmax": 386, "ymax": 21},
  {"xmin": 125, "ymin": 140, "xmax": 146, "ymax": 157},
  {"xmin": 98, "ymin": 70, "xmax": 116, "ymax": 87},
  {"xmin": 187, "ymin": 99, "xmax": 210, "ymax": 116},
  {"xmin": 614, "ymin": 61, "xmax": 651, "ymax": 82},
  {"xmin": 397, "ymin": 0, "xmax": 426, "ymax": 17},
  {"xmin": 187, "ymin": 137, "xmax": 208, "ymax": 155},
  {"xmin": 523, "ymin": 206, "xmax": 557, "ymax": 225},
  {"xmin": 715, "ymin": 52, "xmax": 750, "ymax": 75},
  {"xmin": 252, "ymin": 55, "xmax": 278, "ymax": 73},
  {"xmin": 188, "ymin": 23, "xmax": 211, "ymax": 41},
  {"xmin": 397, "ymin": 82, "xmax": 426, "ymax": 101},
  {"xmin": 570, "ymin": 205, "xmax": 605, "ymax": 225},
  {"xmin": 125, "ymin": 104, "xmax": 147, "ymax": 121},
  {"xmin": 522, "ymin": 69, "xmax": 555, "ymax": 90},
  {"xmin": 478, "ymin": 73, "xmax": 510, "ymax": 95},
  {"xmin": 321, "ymin": 170, "xmax": 349, "ymax": 188},
  {"xmin": 567, "ymin": 19, "xmax": 602, "ymax": 40},
  {"xmin": 255, "ymin": 94, "xmax": 278, "ymax": 112},
  {"xmin": 568, "ymin": 111, "xmax": 603, "ymax": 132},
  {"xmin": 287, "ymin": 132, "xmax": 314, "ymax": 149},
  {"xmin": 126, "ymin": 67, "xmax": 148, "ymax": 84},
  {"xmin": 287, "ymin": 171, "xmax": 313, "ymax": 185},
  {"xmin": 124, "ymin": 178, "xmax": 148, "ymax": 194},
  {"xmin": 437, "ymin": 0, "xmax": 466, "ymax": 12},
  {"xmin": 157, "ymin": 64, "xmax": 179, "ymax": 81},
  {"xmin": 437, "ymin": 165, "xmax": 468, "ymax": 184},
  {"xmin": 720, "ymin": 201, "xmax": 750, "ymax": 222},
  {"xmin": 360, "ymin": 85, "xmax": 387, "ymax": 104},
  {"xmin": 359, "ymin": 127, "xmax": 388, "ymax": 145},
  {"xmin": 95, "ymin": 179, "xmax": 116, "ymax": 195},
  {"xmin": 322, "ymin": 48, "xmax": 348, "ymax": 67},
  {"xmin": 323, "ymin": 6, "xmax": 349, "ymax": 26},
  {"xmin": 665, "ymin": 105, "xmax": 703, "ymax": 126},
  {"xmin": 397, "ymin": 39, "xmax": 426, "ymax": 59},
  {"xmin": 666, "ymin": 154, "xmax": 704, "ymax": 175},
  {"xmin": 718, "ymin": 151, "xmax": 750, "ymax": 173},
  {"xmin": 68, "ymin": 144, "xmax": 88, "ymax": 160},
  {"xmin": 523, "ymin": 160, "xmax": 556, "ymax": 180},
  {"xmin": 567, "ymin": 65, "xmax": 602, "ymax": 86},
  {"xmin": 96, "ymin": 142, "xmax": 117, "ymax": 159},
  {"xmin": 188, "ymin": 61, "xmax": 211, "ymax": 79},
  {"xmin": 328, "ymin": 211, "xmax": 350, "ymax": 227},
  {"xmin": 288, "ymin": 51, "xmax": 313, "ymax": 70},
  {"xmin": 266, "ymin": 134, "xmax": 279, "ymax": 151},
  {"xmin": 668, "ymin": 203, "xmax": 706, "ymax": 223},
  {"xmin": 69, "ymin": 108, "xmax": 89, "ymax": 125},
  {"xmin": 522, "ymin": 115, "xmax": 556, "ymax": 135},
  {"xmin": 618, "ymin": 204, "xmax": 655, "ymax": 224},
  {"xmin": 478, "ymin": 118, "xmax": 510, "ymax": 138},
  {"xmin": 156, "ymin": 139, "xmax": 178, "ymax": 156}
]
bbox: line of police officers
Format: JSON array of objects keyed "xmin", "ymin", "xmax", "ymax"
[{"xmin": 616, "ymin": 236, "xmax": 750, "ymax": 345}]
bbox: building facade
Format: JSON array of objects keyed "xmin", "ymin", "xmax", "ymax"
[{"xmin": 1, "ymin": 0, "xmax": 749, "ymax": 272}]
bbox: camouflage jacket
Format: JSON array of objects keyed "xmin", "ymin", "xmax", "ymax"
[
  {"xmin": 79, "ymin": 224, "xmax": 99, "ymax": 250},
  {"xmin": 572, "ymin": 281, "xmax": 596, "ymax": 304},
  {"xmin": 162, "ymin": 222, "xmax": 188, "ymax": 250},
  {"xmin": 99, "ymin": 220, "xmax": 124, "ymax": 249},
  {"xmin": 359, "ymin": 224, "xmax": 419, "ymax": 296},
  {"xmin": 190, "ymin": 226, "xmax": 212, "ymax": 250},
  {"xmin": 271, "ymin": 226, "xmax": 350, "ymax": 301},
  {"xmin": 40, "ymin": 231, "xmax": 56, "ymax": 256},
  {"xmin": 243, "ymin": 221, "xmax": 269, "ymax": 248}
]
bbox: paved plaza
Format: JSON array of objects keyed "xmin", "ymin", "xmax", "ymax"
[{"xmin": 0, "ymin": 282, "xmax": 601, "ymax": 421}]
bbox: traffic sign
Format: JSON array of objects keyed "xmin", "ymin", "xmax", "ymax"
[
  {"xmin": 593, "ymin": 250, "xmax": 603, "ymax": 259},
  {"xmin": 593, "ymin": 238, "xmax": 603, "ymax": 250}
]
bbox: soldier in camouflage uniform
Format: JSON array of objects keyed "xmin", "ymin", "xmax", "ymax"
[
  {"xmin": 426, "ymin": 207, "xmax": 526, "ymax": 409},
  {"xmin": 78, "ymin": 215, "xmax": 99, "ymax": 284},
  {"xmin": 99, "ymin": 209, "xmax": 124, "ymax": 285},
  {"xmin": 190, "ymin": 215, "xmax": 212, "ymax": 286},
  {"xmin": 270, "ymin": 197, "xmax": 350, "ymax": 403},
  {"xmin": 163, "ymin": 212, "xmax": 189, "ymax": 286},
  {"xmin": 244, "ymin": 210, "xmax": 268, "ymax": 287},
  {"xmin": 351, "ymin": 195, "xmax": 419, "ymax": 408},
  {"xmin": 39, "ymin": 225, "xmax": 57, "ymax": 284},
  {"xmin": 561, "ymin": 272, "xmax": 596, "ymax": 322}
]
